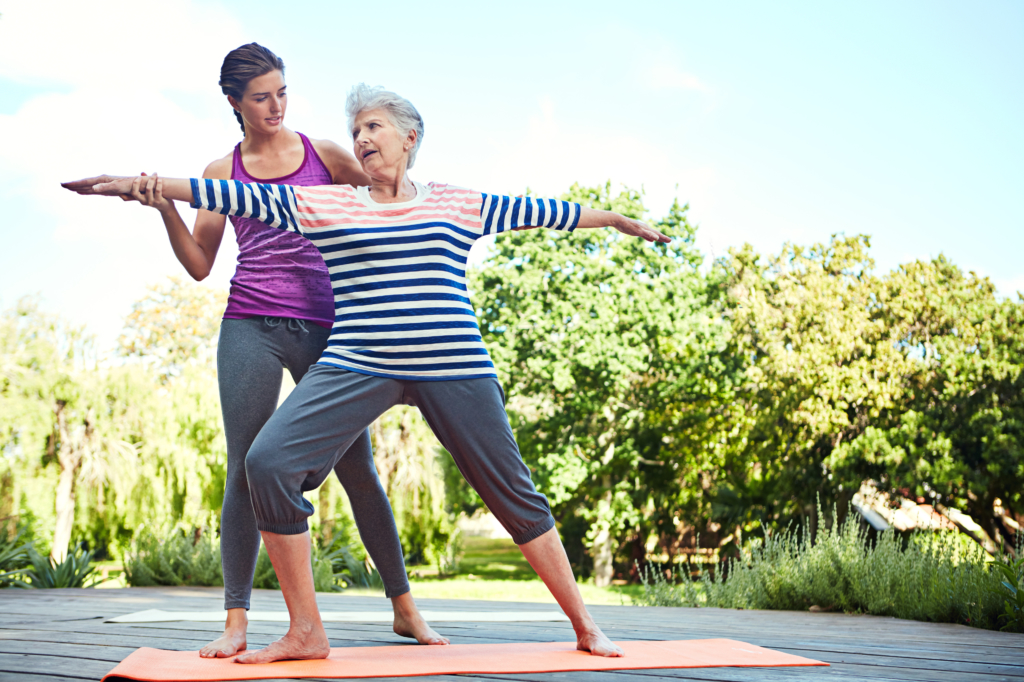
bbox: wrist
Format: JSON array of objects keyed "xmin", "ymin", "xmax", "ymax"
[{"xmin": 608, "ymin": 212, "xmax": 628, "ymax": 230}]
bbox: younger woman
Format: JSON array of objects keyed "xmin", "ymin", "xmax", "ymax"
[{"xmin": 66, "ymin": 44, "xmax": 444, "ymax": 657}]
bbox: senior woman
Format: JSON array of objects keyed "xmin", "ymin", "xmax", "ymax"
[{"xmin": 64, "ymin": 84, "xmax": 669, "ymax": 664}]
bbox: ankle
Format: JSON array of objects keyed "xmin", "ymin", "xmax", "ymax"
[
  {"xmin": 391, "ymin": 592, "xmax": 420, "ymax": 617},
  {"xmin": 225, "ymin": 609, "xmax": 248, "ymax": 630},
  {"xmin": 572, "ymin": 616, "xmax": 599, "ymax": 637}
]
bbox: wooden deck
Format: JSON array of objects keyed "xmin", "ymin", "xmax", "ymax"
[{"xmin": 1, "ymin": 586, "xmax": 1022, "ymax": 682}]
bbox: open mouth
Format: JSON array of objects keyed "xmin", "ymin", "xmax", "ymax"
[{"xmin": 361, "ymin": 150, "xmax": 377, "ymax": 160}]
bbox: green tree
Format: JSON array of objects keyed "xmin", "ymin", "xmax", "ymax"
[
  {"xmin": 119, "ymin": 276, "xmax": 227, "ymax": 379},
  {"xmin": 711, "ymin": 235, "xmax": 912, "ymax": 536},
  {"xmin": 0, "ymin": 299, "xmax": 137, "ymax": 561},
  {"xmin": 829, "ymin": 257, "xmax": 1024, "ymax": 544},
  {"xmin": 471, "ymin": 183, "xmax": 735, "ymax": 584}
]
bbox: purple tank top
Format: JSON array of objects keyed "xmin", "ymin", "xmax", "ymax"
[{"xmin": 222, "ymin": 132, "xmax": 335, "ymax": 327}]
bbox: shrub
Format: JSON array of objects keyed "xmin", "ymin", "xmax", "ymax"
[
  {"xmin": 251, "ymin": 539, "xmax": 340, "ymax": 593},
  {"xmin": 991, "ymin": 536, "xmax": 1024, "ymax": 633},
  {"xmin": 633, "ymin": 562, "xmax": 687, "ymax": 607},
  {"xmin": 634, "ymin": 507, "xmax": 1013, "ymax": 631},
  {"xmin": 321, "ymin": 535, "xmax": 383, "ymax": 591},
  {"xmin": 0, "ymin": 525, "xmax": 33, "ymax": 588},
  {"xmin": 10, "ymin": 544, "xmax": 99, "ymax": 588},
  {"xmin": 123, "ymin": 527, "xmax": 222, "ymax": 587}
]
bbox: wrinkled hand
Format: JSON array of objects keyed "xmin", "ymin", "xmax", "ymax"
[
  {"xmin": 60, "ymin": 174, "xmax": 138, "ymax": 198},
  {"xmin": 614, "ymin": 217, "xmax": 671, "ymax": 243}
]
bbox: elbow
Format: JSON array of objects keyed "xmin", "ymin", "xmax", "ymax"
[{"xmin": 188, "ymin": 266, "xmax": 212, "ymax": 282}]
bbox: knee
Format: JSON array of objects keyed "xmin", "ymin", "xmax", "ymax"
[{"xmin": 244, "ymin": 442, "xmax": 280, "ymax": 492}]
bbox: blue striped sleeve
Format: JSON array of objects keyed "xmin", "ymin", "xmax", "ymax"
[
  {"xmin": 478, "ymin": 193, "xmax": 580, "ymax": 233},
  {"xmin": 190, "ymin": 178, "xmax": 301, "ymax": 233}
]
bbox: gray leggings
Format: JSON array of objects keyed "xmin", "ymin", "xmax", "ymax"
[
  {"xmin": 245, "ymin": 364, "xmax": 555, "ymax": 545},
  {"xmin": 217, "ymin": 317, "xmax": 410, "ymax": 608}
]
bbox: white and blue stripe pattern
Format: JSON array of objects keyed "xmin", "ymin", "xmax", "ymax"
[{"xmin": 192, "ymin": 179, "xmax": 580, "ymax": 381}]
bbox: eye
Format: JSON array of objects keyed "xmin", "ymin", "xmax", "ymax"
[{"xmin": 256, "ymin": 97, "xmax": 268, "ymax": 102}]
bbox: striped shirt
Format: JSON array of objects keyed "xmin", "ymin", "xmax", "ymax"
[{"xmin": 191, "ymin": 179, "xmax": 580, "ymax": 381}]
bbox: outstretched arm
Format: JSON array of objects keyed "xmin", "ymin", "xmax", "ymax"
[
  {"xmin": 62, "ymin": 175, "xmax": 195, "ymax": 203},
  {"xmin": 481, "ymin": 194, "xmax": 670, "ymax": 243},
  {"xmin": 62, "ymin": 175, "xmax": 301, "ymax": 234}
]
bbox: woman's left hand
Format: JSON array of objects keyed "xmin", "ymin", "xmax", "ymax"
[
  {"xmin": 128, "ymin": 173, "xmax": 175, "ymax": 213},
  {"xmin": 613, "ymin": 216, "xmax": 671, "ymax": 243}
]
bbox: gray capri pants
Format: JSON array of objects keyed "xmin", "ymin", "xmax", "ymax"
[
  {"xmin": 245, "ymin": 364, "xmax": 555, "ymax": 545},
  {"xmin": 218, "ymin": 318, "xmax": 410, "ymax": 607}
]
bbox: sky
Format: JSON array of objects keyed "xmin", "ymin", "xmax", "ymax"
[{"xmin": 0, "ymin": 0, "xmax": 1021, "ymax": 351}]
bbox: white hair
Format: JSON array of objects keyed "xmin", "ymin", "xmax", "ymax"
[{"xmin": 345, "ymin": 83, "xmax": 425, "ymax": 169}]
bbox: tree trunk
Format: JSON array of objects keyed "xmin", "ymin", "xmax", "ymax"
[
  {"xmin": 590, "ymin": 476, "xmax": 614, "ymax": 587},
  {"xmin": 51, "ymin": 401, "xmax": 84, "ymax": 564}
]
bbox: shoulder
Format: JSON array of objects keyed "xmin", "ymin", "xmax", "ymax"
[
  {"xmin": 427, "ymin": 182, "xmax": 480, "ymax": 200},
  {"xmin": 305, "ymin": 136, "xmax": 358, "ymax": 166},
  {"xmin": 307, "ymin": 137, "xmax": 366, "ymax": 181},
  {"xmin": 202, "ymin": 150, "xmax": 234, "ymax": 180}
]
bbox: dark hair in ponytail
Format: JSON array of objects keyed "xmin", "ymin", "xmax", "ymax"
[{"xmin": 219, "ymin": 43, "xmax": 285, "ymax": 134}]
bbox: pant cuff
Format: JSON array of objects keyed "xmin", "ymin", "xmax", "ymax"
[
  {"xmin": 385, "ymin": 581, "xmax": 411, "ymax": 600},
  {"xmin": 512, "ymin": 515, "xmax": 556, "ymax": 545},
  {"xmin": 224, "ymin": 601, "xmax": 250, "ymax": 611},
  {"xmin": 256, "ymin": 519, "xmax": 310, "ymax": 535}
]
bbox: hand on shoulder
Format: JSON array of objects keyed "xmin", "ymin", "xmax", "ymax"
[{"xmin": 309, "ymin": 137, "xmax": 371, "ymax": 187}]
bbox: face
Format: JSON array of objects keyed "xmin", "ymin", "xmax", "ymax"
[
  {"xmin": 229, "ymin": 70, "xmax": 287, "ymax": 135},
  {"xmin": 351, "ymin": 108, "xmax": 414, "ymax": 177}
]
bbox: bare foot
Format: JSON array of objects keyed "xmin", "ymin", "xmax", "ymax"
[
  {"xmin": 391, "ymin": 591, "xmax": 449, "ymax": 645},
  {"xmin": 199, "ymin": 609, "xmax": 248, "ymax": 659},
  {"xmin": 234, "ymin": 624, "xmax": 330, "ymax": 664},
  {"xmin": 577, "ymin": 627, "xmax": 623, "ymax": 657},
  {"xmin": 199, "ymin": 629, "xmax": 247, "ymax": 658},
  {"xmin": 393, "ymin": 610, "xmax": 450, "ymax": 645}
]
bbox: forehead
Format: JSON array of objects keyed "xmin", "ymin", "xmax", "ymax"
[
  {"xmin": 353, "ymin": 108, "xmax": 389, "ymax": 127},
  {"xmin": 244, "ymin": 70, "xmax": 286, "ymax": 95}
]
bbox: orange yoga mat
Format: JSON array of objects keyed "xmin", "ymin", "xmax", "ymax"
[{"xmin": 101, "ymin": 639, "xmax": 827, "ymax": 681}]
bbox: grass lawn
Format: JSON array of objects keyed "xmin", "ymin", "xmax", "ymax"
[
  {"xmin": 89, "ymin": 537, "xmax": 645, "ymax": 605},
  {"xmin": 404, "ymin": 536, "xmax": 643, "ymax": 606}
]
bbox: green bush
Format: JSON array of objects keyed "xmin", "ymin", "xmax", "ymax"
[
  {"xmin": 322, "ymin": 535, "xmax": 384, "ymax": 590},
  {"xmin": 10, "ymin": 544, "xmax": 99, "ymax": 588},
  {"xmin": 123, "ymin": 527, "xmax": 222, "ymax": 587},
  {"xmin": 635, "ymin": 509, "xmax": 1015, "ymax": 631},
  {"xmin": 0, "ymin": 525, "xmax": 33, "ymax": 588},
  {"xmin": 991, "ymin": 538, "xmax": 1024, "ymax": 632},
  {"xmin": 252, "ymin": 539, "xmax": 340, "ymax": 593}
]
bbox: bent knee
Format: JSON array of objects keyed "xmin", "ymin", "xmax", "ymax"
[{"xmin": 244, "ymin": 443, "xmax": 281, "ymax": 488}]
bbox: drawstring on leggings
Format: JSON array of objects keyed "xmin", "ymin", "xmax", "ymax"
[{"xmin": 263, "ymin": 317, "xmax": 310, "ymax": 334}]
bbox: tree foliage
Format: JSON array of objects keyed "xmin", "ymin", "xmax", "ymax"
[{"xmin": 1, "ymin": 182, "xmax": 1021, "ymax": 589}]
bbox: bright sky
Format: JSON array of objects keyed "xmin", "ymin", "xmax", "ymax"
[{"xmin": 1, "ymin": 0, "xmax": 1021, "ymax": 351}]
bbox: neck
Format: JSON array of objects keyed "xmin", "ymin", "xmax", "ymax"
[
  {"xmin": 241, "ymin": 126, "xmax": 295, "ymax": 154},
  {"xmin": 369, "ymin": 166, "xmax": 417, "ymax": 203}
]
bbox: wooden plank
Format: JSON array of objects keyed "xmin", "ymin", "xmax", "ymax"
[
  {"xmin": 0, "ymin": 640, "xmax": 138, "ymax": 662},
  {"xmin": 0, "ymin": 652, "xmax": 116, "ymax": 680}
]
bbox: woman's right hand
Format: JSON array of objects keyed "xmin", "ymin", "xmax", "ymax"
[
  {"xmin": 61, "ymin": 174, "xmax": 135, "ymax": 197},
  {"xmin": 61, "ymin": 173, "xmax": 176, "ymax": 212}
]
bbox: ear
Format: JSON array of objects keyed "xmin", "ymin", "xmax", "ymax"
[
  {"xmin": 227, "ymin": 95, "xmax": 240, "ymax": 112},
  {"xmin": 404, "ymin": 127, "xmax": 418, "ymax": 151}
]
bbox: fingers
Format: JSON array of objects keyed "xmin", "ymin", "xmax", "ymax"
[
  {"xmin": 153, "ymin": 174, "xmax": 165, "ymax": 205},
  {"xmin": 143, "ymin": 174, "xmax": 158, "ymax": 206},
  {"xmin": 60, "ymin": 175, "xmax": 113, "ymax": 192},
  {"xmin": 92, "ymin": 180, "xmax": 131, "ymax": 196},
  {"xmin": 129, "ymin": 176, "xmax": 146, "ymax": 203}
]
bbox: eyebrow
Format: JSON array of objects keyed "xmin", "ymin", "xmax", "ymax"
[{"xmin": 250, "ymin": 86, "xmax": 287, "ymax": 97}]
